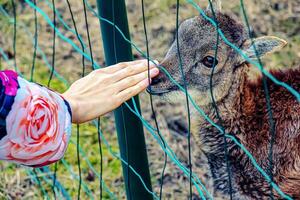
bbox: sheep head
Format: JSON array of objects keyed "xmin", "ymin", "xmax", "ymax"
[{"xmin": 149, "ymin": 4, "xmax": 287, "ymax": 108}]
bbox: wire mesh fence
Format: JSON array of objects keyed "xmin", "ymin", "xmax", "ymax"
[{"xmin": 0, "ymin": 0, "xmax": 299, "ymax": 199}]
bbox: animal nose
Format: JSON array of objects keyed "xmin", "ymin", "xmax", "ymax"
[
  {"xmin": 150, "ymin": 76, "xmax": 161, "ymax": 86},
  {"xmin": 147, "ymin": 76, "xmax": 162, "ymax": 94}
]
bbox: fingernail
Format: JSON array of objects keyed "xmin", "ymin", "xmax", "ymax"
[
  {"xmin": 149, "ymin": 60, "xmax": 159, "ymax": 66},
  {"xmin": 150, "ymin": 68, "xmax": 159, "ymax": 76}
]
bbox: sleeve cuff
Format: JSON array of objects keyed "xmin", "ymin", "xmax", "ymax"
[{"xmin": 0, "ymin": 70, "xmax": 72, "ymax": 167}]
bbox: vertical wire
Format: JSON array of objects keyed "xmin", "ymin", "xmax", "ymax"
[
  {"xmin": 48, "ymin": 1, "xmax": 58, "ymax": 198},
  {"xmin": 65, "ymin": 1, "xmax": 85, "ymax": 198},
  {"xmin": 111, "ymin": 1, "xmax": 131, "ymax": 199},
  {"xmin": 31, "ymin": 0, "xmax": 38, "ymax": 82},
  {"xmin": 11, "ymin": 0, "xmax": 17, "ymax": 71},
  {"xmin": 76, "ymin": 124, "xmax": 82, "ymax": 200},
  {"xmin": 82, "ymin": 0, "xmax": 94, "ymax": 70},
  {"xmin": 34, "ymin": 0, "xmax": 56, "ymax": 198},
  {"xmin": 239, "ymin": 1, "xmax": 275, "ymax": 199},
  {"xmin": 97, "ymin": 118, "xmax": 103, "ymax": 199},
  {"xmin": 175, "ymin": 1, "xmax": 193, "ymax": 199},
  {"xmin": 141, "ymin": 0, "xmax": 167, "ymax": 199},
  {"xmin": 81, "ymin": 1, "xmax": 103, "ymax": 199},
  {"xmin": 47, "ymin": 0, "xmax": 56, "ymax": 87},
  {"xmin": 207, "ymin": 1, "xmax": 233, "ymax": 198}
]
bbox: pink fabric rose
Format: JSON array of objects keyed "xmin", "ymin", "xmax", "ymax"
[
  {"xmin": 0, "ymin": 77, "xmax": 72, "ymax": 167},
  {"xmin": 0, "ymin": 70, "xmax": 18, "ymax": 96}
]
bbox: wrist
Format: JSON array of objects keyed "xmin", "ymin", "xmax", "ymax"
[{"xmin": 61, "ymin": 91, "xmax": 78, "ymax": 123}]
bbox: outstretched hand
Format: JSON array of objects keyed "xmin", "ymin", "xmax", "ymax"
[{"xmin": 62, "ymin": 60, "xmax": 159, "ymax": 124}]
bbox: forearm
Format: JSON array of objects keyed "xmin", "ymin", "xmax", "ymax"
[{"xmin": 0, "ymin": 60, "xmax": 159, "ymax": 167}]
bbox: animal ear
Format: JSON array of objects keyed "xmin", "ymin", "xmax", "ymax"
[
  {"xmin": 206, "ymin": 0, "xmax": 222, "ymax": 12},
  {"xmin": 241, "ymin": 36, "xmax": 287, "ymax": 61}
]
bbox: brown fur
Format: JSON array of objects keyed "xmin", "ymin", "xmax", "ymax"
[
  {"xmin": 189, "ymin": 65, "xmax": 300, "ymax": 199},
  {"xmin": 237, "ymin": 67, "xmax": 300, "ymax": 198}
]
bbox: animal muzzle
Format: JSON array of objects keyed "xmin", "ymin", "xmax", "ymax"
[
  {"xmin": 147, "ymin": 74, "xmax": 179, "ymax": 95},
  {"xmin": 147, "ymin": 77, "xmax": 170, "ymax": 95},
  {"xmin": 146, "ymin": 87, "xmax": 171, "ymax": 95},
  {"xmin": 147, "ymin": 58, "xmax": 180, "ymax": 95}
]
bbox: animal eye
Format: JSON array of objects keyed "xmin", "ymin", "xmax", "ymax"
[{"xmin": 201, "ymin": 56, "xmax": 218, "ymax": 68}]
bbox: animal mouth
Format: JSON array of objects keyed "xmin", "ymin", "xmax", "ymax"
[
  {"xmin": 146, "ymin": 86, "xmax": 179, "ymax": 95},
  {"xmin": 146, "ymin": 87, "xmax": 169, "ymax": 95}
]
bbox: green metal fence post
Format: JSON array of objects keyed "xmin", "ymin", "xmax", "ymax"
[{"xmin": 96, "ymin": 1, "xmax": 153, "ymax": 199}]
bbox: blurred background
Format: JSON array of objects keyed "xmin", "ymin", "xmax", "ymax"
[{"xmin": 0, "ymin": 0, "xmax": 299, "ymax": 199}]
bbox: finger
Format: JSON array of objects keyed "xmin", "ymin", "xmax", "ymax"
[
  {"xmin": 95, "ymin": 60, "xmax": 142, "ymax": 74},
  {"xmin": 114, "ymin": 68, "xmax": 159, "ymax": 92},
  {"xmin": 122, "ymin": 59, "xmax": 159, "ymax": 68},
  {"xmin": 112, "ymin": 60, "xmax": 159, "ymax": 82},
  {"xmin": 117, "ymin": 78, "xmax": 150, "ymax": 102},
  {"xmin": 102, "ymin": 59, "xmax": 156, "ymax": 74}
]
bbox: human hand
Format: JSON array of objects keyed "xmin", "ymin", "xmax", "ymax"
[{"xmin": 62, "ymin": 60, "xmax": 159, "ymax": 124}]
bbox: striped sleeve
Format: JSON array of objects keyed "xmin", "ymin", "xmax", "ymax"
[{"xmin": 0, "ymin": 70, "xmax": 72, "ymax": 167}]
